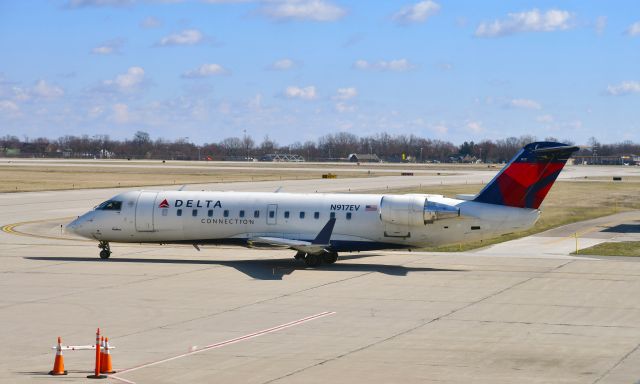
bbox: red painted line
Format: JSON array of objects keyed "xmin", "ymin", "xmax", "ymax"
[{"xmin": 109, "ymin": 311, "xmax": 335, "ymax": 383}]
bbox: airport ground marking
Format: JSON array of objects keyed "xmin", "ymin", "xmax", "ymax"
[
  {"xmin": 1, "ymin": 217, "xmax": 91, "ymax": 242},
  {"xmin": 109, "ymin": 311, "xmax": 336, "ymax": 383}
]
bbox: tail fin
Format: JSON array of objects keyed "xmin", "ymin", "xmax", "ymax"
[{"xmin": 474, "ymin": 142, "xmax": 579, "ymax": 209}]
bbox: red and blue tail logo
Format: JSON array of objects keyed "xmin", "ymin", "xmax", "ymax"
[{"xmin": 474, "ymin": 142, "xmax": 578, "ymax": 209}]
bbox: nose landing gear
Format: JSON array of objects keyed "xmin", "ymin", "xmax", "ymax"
[{"xmin": 98, "ymin": 241, "xmax": 111, "ymax": 259}]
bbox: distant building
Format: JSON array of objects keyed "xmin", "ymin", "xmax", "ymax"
[
  {"xmin": 260, "ymin": 153, "xmax": 305, "ymax": 162},
  {"xmin": 573, "ymin": 155, "xmax": 638, "ymax": 165},
  {"xmin": 348, "ymin": 153, "xmax": 380, "ymax": 163}
]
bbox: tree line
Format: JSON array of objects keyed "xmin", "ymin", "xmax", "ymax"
[{"xmin": 1, "ymin": 131, "xmax": 638, "ymax": 163}]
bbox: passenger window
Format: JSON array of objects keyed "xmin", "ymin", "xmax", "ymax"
[
  {"xmin": 239, "ymin": 210, "xmax": 245, "ymax": 218},
  {"xmin": 254, "ymin": 210, "xmax": 260, "ymax": 218},
  {"xmin": 177, "ymin": 209, "xmax": 182, "ymax": 216},
  {"xmin": 208, "ymin": 209, "xmax": 213, "ymax": 217},
  {"xmin": 346, "ymin": 212, "xmax": 352, "ymax": 220},
  {"xmin": 299, "ymin": 211, "xmax": 305, "ymax": 219},
  {"xmin": 284, "ymin": 211, "xmax": 290, "ymax": 219},
  {"xmin": 330, "ymin": 212, "xmax": 335, "ymax": 219},
  {"xmin": 224, "ymin": 210, "xmax": 229, "ymax": 218},
  {"xmin": 192, "ymin": 209, "xmax": 198, "ymax": 217},
  {"xmin": 269, "ymin": 210, "xmax": 275, "ymax": 218},
  {"xmin": 314, "ymin": 212, "xmax": 320, "ymax": 219}
]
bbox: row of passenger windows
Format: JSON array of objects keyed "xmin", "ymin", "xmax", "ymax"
[{"xmin": 167, "ymin": 208, "xmax": 352, "ymax": 220}]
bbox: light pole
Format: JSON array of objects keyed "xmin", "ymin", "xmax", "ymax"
[{"xmin": 243, "ymin": 129, "xmax": 249, "ymax": 161}]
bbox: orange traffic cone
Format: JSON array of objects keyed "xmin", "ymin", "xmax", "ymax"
[
  {"xmin": 49, "ymin": 337, "xmax": 68, "ymax": 375},
  {"xmin": 99, "ymin": 336, "xmax": 105, "ymax": 371},
  {"xmin": 100, "ymin": 337, "xmax": 116, "ymax": 374}
]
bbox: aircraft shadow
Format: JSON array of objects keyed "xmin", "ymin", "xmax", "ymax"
[
  {"xmin": 601, "ymin": 223, "xmax": 640, "ymax": 233},
  {"xmin": 25, "ymin": 256, "xmax": 464, "ymax": 281}
]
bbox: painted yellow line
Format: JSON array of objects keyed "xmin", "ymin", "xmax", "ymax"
[
  {"xmin": 544, "ymin": 218, "xmax": 622, "ymax": 245},
  {"xmin": 1, "ymin": 217, "xmax": 90, "ymax": 242}
]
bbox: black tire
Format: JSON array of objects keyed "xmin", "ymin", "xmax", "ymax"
[
  {"xmin": 294, "ymin": 251, "xmax": 306, "ymax": 260},
  {"xmin": 99, "ymin": 250, "xmax": 111, "ymax": 259},
  {"xmin": 304, "ymin": 253, "xmax": 321, "ymax": 267},
  {"xmin": 322, "ymin": 252, "xmax": 338, "ymax": 264}
]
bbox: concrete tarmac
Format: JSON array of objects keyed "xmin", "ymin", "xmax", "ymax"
[{"xmin": 1, "ymin": 170, "xmax": 640, "ymax": 383}]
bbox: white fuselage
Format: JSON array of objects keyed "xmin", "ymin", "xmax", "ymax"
[{"xmin": 68, "ymin": 190, "xmax": 540, "ymax": 251}]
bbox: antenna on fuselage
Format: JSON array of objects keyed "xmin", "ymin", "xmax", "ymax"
[
  {"xmin": 178, "ymin": 185, "xmax": 187, "ymax": 191},
  {"xmin": 274, "ymin": 186, "xmax": 283, "ymax": 193}
]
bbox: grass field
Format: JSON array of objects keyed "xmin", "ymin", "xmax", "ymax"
[
  {"xmin": 0, "ymin": 165, "xmax": 400, "ymax": 192},
  {"xmin": 372, "ymin": 181, "xmax": 640, "ymax": 252},
  {"xmin": 572, "ymin": 241, "xmax": 640, "ymax": 257}
]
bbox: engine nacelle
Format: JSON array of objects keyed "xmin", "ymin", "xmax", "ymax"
[
  {"xmin": 380, "ymin": 195, "xmax": 425, "ymax": 227},
  {"xmin": 380, "ymin": 195, "xmax": 460, "ymax": 226}
]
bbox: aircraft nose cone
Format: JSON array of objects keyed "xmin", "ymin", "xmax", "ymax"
[{"xmin": 65, "ymin": 218, "xmax": 82, "ymax": 236}]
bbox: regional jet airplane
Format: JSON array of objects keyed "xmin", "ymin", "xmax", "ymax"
[{"xmin": 67, "ymin": 142, "xmax": 578, "ymax": 267}]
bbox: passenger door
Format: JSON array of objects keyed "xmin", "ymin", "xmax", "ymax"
[
  {"xmin": 266, "ymin": 204, "xmax": 278, "ymax": 225},
  {"xmin": 135, "ymin": 191, "xmax": 158, "ymax": 232}
]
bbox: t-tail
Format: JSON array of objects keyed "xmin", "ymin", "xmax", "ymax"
[{"xmin": 474, "ymin": 142, "xmax": 579, "ymax": 209}]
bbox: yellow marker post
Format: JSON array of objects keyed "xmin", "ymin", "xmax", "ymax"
[{"xmin": 575, "ymin": 232, "xmax": 579, "ymax": 255}]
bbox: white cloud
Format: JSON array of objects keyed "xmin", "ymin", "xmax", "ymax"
[
  {"xmin": 182, "ymin": 64, "xmax": 228, "ymax": 78},
  {"xmin": 607, "ymin": 81, "xmax": 640, "ymax": 96},
  {"xmin": 102, "ymin": 66, "xmax": 146, "ymax": 93},
  {"xmin": 64, "ymin": 0, "xmax": 132, "ymax": 8},
  {"xmin": 267, "ymin": 58, "xmax": 296, "ymax": 70},
  {"xmin": 392, "ymin": 0, "xmax": 440, "ymax": 25},
  {"xmin": 260, "ymin": 0, "xmax": 346, "ymax": 22},
  {"xmin": 248, "ymin": 93, "xmax": 263, "ymax": 111},
  {"xmin": 335, "ymin": 102, "xmax": 355, "ymax": 113},
  {"xmin": 0, "ymin": 100, "xmax": 19, "ymax": 113},
  {"xmin": 536, "ymin": 114, "xmax": 554, "ymax": 123},
  {"xmin": 284, "ymin": 85, "xmax": 317, "ymax": 100},
  {"xmin": 32, "ymin": 80, "xmax": 64, "ymax": 99},
  {"xmin": 595, "ymin": 16, "xmax": 607, "ymax": 35},
  {"xmin": 140, "ymin": 16, "xmax": 162, "ymax": 29},
  {"xmin": 626, "ymin": 21, "xmax": 640, "ymax": 37},
  {"xmin": 202, "ymin": 0, "xmax": 253, "ymax": 3},
  {"xmin": 353, "ymin": 59, "xmax": 415, "ymax": 72},
  {"xmin": 507, "ymin": 98, "xmax": 541, "ymax": 110},
  {"xmin": 432, "ymin": 122, "xmax": 448, "ymax": 134},
  {"xmin": 157, "ymin": 29, "xmax": 204, "ymax": 46},
  {"xmin": 475, "ymin": 9, "xmax": 574, "ymax": 37},
  {"xmin": 466, "ymin": 120, "xmax": 483, "ymax": 133},
  {"xmin": 334, "ymin": 87, "xmax": 357, "ymax": 100},
  {"xmin": 91, "ymin": 38, "xmax": 124, "ymax": 55},
  {"xmin": 112, "ymin": 103, "xmax": 130, "ymax": 124}
]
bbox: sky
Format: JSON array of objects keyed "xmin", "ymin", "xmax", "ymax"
[{"xmin": 0, "ymin": 0, "xmax": 639, "ymax": 145}]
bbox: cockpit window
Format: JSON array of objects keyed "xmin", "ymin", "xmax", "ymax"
[{"xmin": 96, "ymin": 200, "xmax": 122, "ymax": 211}]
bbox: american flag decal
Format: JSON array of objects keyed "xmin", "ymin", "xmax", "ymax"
[{"xmin": 365, "ymin": 205, "xmax": 377, "ymax": 211}]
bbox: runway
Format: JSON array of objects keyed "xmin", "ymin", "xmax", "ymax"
[{"xmin": 1, "ymin": 169, "xmax": 640, "ymax": 383}]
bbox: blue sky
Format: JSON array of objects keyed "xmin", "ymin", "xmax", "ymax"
[{"xmin": 1, "ymin": 0, "xmax": 639, "ymax": 145}]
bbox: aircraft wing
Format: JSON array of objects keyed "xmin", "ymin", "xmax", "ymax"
[
  {"xmin": 248, "ymin": 218, "xmax": 336, "ymax": 255},
  {"xmin": 248, "ymin": 236, "xmax": 329, "ymax": 254}
]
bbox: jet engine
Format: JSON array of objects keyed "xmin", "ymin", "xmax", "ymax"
[{"xmin": 380, "ymin": 195, "xmax": 460, "ymax": 226}]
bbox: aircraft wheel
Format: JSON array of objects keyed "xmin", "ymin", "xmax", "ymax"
[
  {"xmin": 294, "ymin": 251, "xmax": 306, "ymax": 260},
  {"xmin": 322, "ymin": 252, "xmax": 338, "ymax": 264},
  {"xmin": 99, "ymin": 250, "xmax": 111, "ymax": 259},
  {"xmin": 304, "ymin": 253, "xmax": 321, "ymax": 267}
]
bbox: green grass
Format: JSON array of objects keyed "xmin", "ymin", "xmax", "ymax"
[
  {"xmin": 572, "ymin": 241, "xmax": 640, "ymax": 257},
  {"xmin": 368, "ymin": 181, "xmax": 640, "ymax": 252}
]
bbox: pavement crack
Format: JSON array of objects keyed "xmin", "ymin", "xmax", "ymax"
[{"xmin": 261, "ymin": 259, "xmax": 575, "ymax": 384}]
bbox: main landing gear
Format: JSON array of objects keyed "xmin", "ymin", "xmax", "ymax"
[
  {"xmin": 98, "ymin": 241, "xmax": 111, "ymax": 259},
  {"xmin": 295, "ymin": 251, "xmax": 338, "ymax": 268}
]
